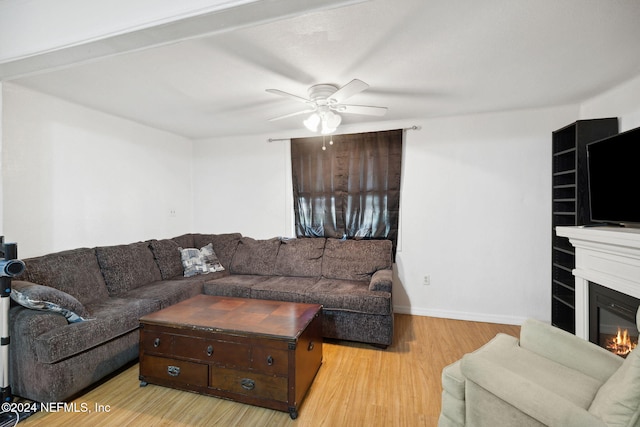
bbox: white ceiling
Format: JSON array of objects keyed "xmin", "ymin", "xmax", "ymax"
[{"xmin": 6, "ymin": 0, "xmax": 640, "ymax": 139}]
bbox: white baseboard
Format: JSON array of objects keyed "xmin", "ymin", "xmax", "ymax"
[{"xmin": 393, "ymin": 305, "xmax": 526, "ymax": 326}]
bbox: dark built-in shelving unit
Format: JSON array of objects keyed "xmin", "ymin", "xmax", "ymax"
[{"xmin": 551, "ymin": 118, "xmax": 618, "ymax": 334}]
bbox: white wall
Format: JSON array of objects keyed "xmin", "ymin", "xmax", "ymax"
[
  {"xmin": 192, "ymin": 106, "xmax": 578, "ymax": 324},
  {"xmin": 192, "ymin": 134, "xmax": 293, "ymax": 238},
  {"xmin": 580, "ymin": 74, "xmax": 640, "ymax": 132},
  {"xmin": 1, "ymin": 83, "xmax": 193, "ymax": 258},
  {"xmin": 396, "ymin": 107, "xmax": 577, "ymax": 324}
]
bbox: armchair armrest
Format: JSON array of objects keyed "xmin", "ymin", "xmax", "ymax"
[
  {"xmin": 461, "ymin": 354, "xmax": 607, "ymax": 427},
  {"xmin": 369, "ymin": 269, "xmax": 392, "ymax": 292},
  {"xmin": 520, "ymin": 319, "xmax": 622, "ymax": 382}
]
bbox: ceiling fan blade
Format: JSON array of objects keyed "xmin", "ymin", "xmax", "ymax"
[
  {"xmin": 328, "ymin": 79, "xmax": 369, "ymax": 104},
  {"xmin": 338, "ymin": 104, "xmax": 388, "ymax": 116},
  {"xmin": 266, "ymin": 89, "xmax": 312, "ymax": 104},
  {"xmin": 268, "ymin": 109, "xmax": 316, "ymax": 121}
]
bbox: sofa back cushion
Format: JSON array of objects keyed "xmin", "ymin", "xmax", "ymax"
[
  {"xmin": 20, "ymin": 247, "xmax": 109, "ymax": 306},
  {"xmin": 321, "ymin": 238, "xmax": 393, "ymax": 281},
  {"xmin": 96, "ymin": 241, "xmax": 162, "ymax": 295},
  {"xmin": 229, "ymin": 237, "xmax": 280, "ymax": 276},
  {"xmin": 193, "ymin": 233, "xmax": 242, "ymax": 270},
  {"xmin": 169, "ymin": 233, "xmax": 195, "ymax": 251},
  {"xmin": 274, "ymin": 238, "xmax": 325, "ymax": 277},
  {"xmin": 149, "ymin": 239, "xmax": 183, "ymax": 279}
]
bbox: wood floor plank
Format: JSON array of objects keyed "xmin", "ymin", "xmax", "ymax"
[{"xmin": 18, "ymin": 314, "xmax": 520, "ymax": 426}]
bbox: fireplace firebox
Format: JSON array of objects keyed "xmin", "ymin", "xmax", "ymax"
[{"xmin": 589, "ymin": 282, "xmax": 639, "ymax": 357}]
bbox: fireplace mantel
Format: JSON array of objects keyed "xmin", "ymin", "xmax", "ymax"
[{"xmin": 555, "ymin": 226, "xmax": 640, "ymax": 339}]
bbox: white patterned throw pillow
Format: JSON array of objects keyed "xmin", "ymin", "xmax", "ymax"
[{"xmin": 179, "ymin": 243, "xmax": 225, "ymax": 277}]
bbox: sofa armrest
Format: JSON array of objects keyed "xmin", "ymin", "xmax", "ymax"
[
  {"xmin": 9, "ymin": 306, "xmax": 69, "ymax": 363},
  {"xmin": 461, "ymin": 354, "xmax": 607, "ymax": 427},
  {"xmin": 520, "ymin": 319, "xmax": 623, "ymax": 382},
  {"xmin": 10, "ymin": 306, "xmax": 69, "ymax": 339},
  {"xmin": 369, "ymin": 269, "xmax": 392, "ymax": 292}
]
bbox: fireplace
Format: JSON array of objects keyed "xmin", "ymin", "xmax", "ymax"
[
  {"xmin": 555, "ymin": 226, "xmax": 640, "ymax": 343},
  {"xmin": 589, "ymin": 282, "xmax": 639, "ymax": 357}
]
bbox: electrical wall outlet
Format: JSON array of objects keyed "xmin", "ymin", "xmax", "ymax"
[{"xmin": 423, "ymin": 275, "xmax": 430, "ymax": 286}]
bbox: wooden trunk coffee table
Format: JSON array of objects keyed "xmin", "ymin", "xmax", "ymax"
[{"xmin": 138, "ymin": 294, "xmax": 323, "ymax": 419}]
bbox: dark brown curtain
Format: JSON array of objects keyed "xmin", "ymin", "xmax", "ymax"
[{"xmin": 291, "ymin": 129, "xmax": 402, "ymax": 254}]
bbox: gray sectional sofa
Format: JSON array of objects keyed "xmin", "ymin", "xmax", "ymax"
[{"xmin": 9, "ymin": 232, "xmax": 393, "ymax": 403}]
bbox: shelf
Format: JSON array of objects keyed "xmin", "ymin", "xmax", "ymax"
[
  {"xmin": 553, "ymin": 147, "xmax": 577, "ymax": 156},
  {"xmin": 550, "ymin": 118, "xmax": 619, "ymax": 335},
  {"xmin": 552, "ymin": 245, "xmax": 575, "ymax": 256},
  {"xmin": 553, "ymin": 279, "xmax": 574, "ymax": 292},
  {"xmin": 552, "ymin": 293, "xmax": 575, "ymax": 309},
  {"xmin": 552, "ymin": 262, "xmax": 573, "ymax": 273},
  {"xmin": 553, "ymin": 171, "xmax": 575, "ymax": 187},
  {"xmin": 553, "ymin": 169, "xmax": 576, "ymax": 177},
  {"xmin": 553, "ymin": 187, "xmax": 576, "ymax": 202},
  {"xmin": 552, "ymin": 237, "xmax": 574, "ymax": 253}
]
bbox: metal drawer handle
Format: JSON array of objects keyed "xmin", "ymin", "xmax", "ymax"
[
  {"xmin": 308, "ymin": 341, "xmax": 315, "ymax": 351},
  {"xmin": 241, "ymin": 378, "xmax": 255, "ymax": 391},
  {"xmin": 154, "ymin": 338, "xmax": 160, "ymax": 348},
  {"xmin": 267, "ymin": 355, "xmax": 274, "ymax": 366},
  {"xmin": 207, "ymin": 345, "xmax": 214, "ymax": 357},
  {"xmin": 167, "ymin": 365, "xmax": 180, "ymax": 377}
]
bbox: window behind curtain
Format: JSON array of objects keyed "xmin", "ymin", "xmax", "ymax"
[{"xmin": 290, "ymin": 129, "xmax": 402, "ymax": 254}]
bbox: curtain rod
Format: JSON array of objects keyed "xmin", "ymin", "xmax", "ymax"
[{"xmin": 267, "ymin": 125, "xmax": 421, "ymax": 143}]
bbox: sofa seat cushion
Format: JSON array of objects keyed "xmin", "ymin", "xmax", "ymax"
[
  {"xmin": 250, "ymin": 276, "xmax": 320, "ymax": 303},
  {"xmin": 462, "ymin": 334, "xmax": 603, "ymax": 411},
  {"xmin": 120, "ymin": 277, "xmax": 207, "ymax": 309},
  {"xmin": 229, "ymin": 237, "xmax": 281, "ymax": 276},
  {"xmin": 96, "ymin": 241, "xmax": 163, "ymax": 296},
  {"xmin": 33, "ymin": 297, "xmax": 159, "ymax": 364},
  {"xmin": 321, "ymin": 238, "xmax": 393, "ymax": 281},
  {"xmin": 306, "ymin": 278, "xmax": 392, "ymax": 315},
  {"xmin": 193, "ymin": 233, "xmax": 242, "ymax": 270},
  {"xmin": 203, "ymin": 274, "xmax": 271, "ymax": 298},
  {"xmin": 20, "ymin": 247, "xmax": 109, "ymax": 305}
]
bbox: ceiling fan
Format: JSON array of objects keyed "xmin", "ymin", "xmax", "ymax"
[{"xmin": 266, "ymin": 79, "xmax": 388, "ymax": 134}]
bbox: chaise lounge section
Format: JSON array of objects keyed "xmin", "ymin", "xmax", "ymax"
[{"xmin": 9, "ymin": 232, "xmax": 393, "ymax": 403}]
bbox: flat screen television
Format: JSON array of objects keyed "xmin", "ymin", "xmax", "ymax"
[{"xmin": 586, "ymin": 126, "xmax": 640, "ymax": 227}]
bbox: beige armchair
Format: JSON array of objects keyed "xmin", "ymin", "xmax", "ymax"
[{"xmin": 439, "ymin": 311, "xmax": 640, "ymax": 427}]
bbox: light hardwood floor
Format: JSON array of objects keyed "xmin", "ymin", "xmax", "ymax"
[{"xmin": 19, "ymin": 314, "xmax": 520, "ymax": 426}]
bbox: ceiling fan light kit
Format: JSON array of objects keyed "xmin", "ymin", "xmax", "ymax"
[
  {"xmin": 304, "ymin": 107, "xmax": 342, "ymax": 134},
  {"xmin": 267, "ymin": 79, "xmax": 387, "ymax": 135}
]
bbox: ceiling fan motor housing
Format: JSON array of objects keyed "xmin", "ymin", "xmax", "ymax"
[
  {"xmin": 308, "ymin": 84, "xmax": 339, "ymax": 105},
  {"xmin": 266, "ymin": 79, "xmax": 386, "ymax": 123}
]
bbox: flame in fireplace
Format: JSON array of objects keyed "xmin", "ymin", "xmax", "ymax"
[{"xmin": 607, "ymin": 327, "xmax": 638, "ymax": 357}]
